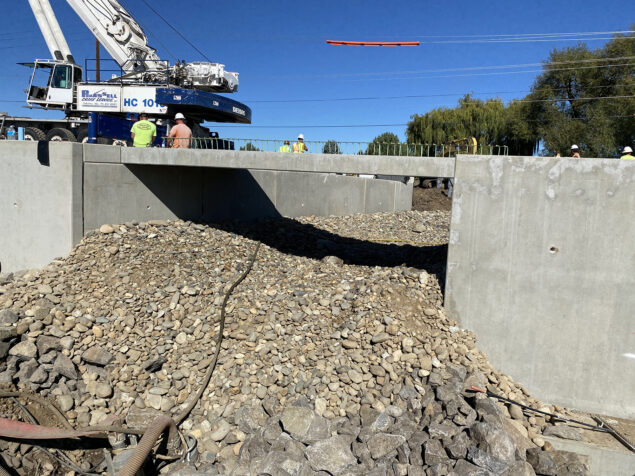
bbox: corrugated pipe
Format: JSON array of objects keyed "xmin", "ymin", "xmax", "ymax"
[{"xmin": 117, "ymin": 415, "xmax": 179, "ymax": 476}]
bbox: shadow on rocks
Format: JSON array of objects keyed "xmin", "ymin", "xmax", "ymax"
[{"xmin": 206, "ymin": 216, "xmax": 447, "ymax": 276}]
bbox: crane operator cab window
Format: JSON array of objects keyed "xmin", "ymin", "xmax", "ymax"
[
  {"xmin": 52, "ymin": 64, "xmax": 72, "ymax": 89},
  {"xmin": 27, "ymin": 61, "xmax": 82, "ymax": 108}
]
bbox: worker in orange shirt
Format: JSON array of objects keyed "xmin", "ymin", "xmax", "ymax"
[{"xmin": 168, "ymin": 113, "xmax": 192, "ymax": 148}]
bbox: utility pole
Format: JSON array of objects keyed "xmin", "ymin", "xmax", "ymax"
[{"xmin": 95, "ymin": 39, "xmax": 100, "ymax": 82}]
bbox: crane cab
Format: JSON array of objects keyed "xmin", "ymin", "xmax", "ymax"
[{"xmin": 25, "ymin": 60, "xmax": 82, "ymax": 109}]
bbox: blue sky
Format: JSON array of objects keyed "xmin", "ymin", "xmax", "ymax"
[{"xmin": 0, "ymin": 0, "xmax": 632, "ymax": 144}]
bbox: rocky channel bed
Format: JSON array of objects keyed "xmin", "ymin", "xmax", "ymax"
[{"xmin": 0, "ymin": 211, "xmax": 592, "ymax": 475}]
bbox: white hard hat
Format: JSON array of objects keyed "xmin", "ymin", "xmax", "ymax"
[
  {"xmin": 298, "ymin": 134, "xmax": 304, "ymax": 140},
  {"xmin": 571, "ymin": 144, "xmax": 579, "ymax": 150},
  {"xmin": 623, "ymin": 146, "xmax": 633, "ymax": 153},
  {"xmin": 175, "ymin": 113, "xmax": 185, "ymax": 120}
]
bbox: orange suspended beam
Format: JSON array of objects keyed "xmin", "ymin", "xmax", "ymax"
[{"xmin": 326, "ymin": 40, "xmax": 420, "ymax": 47}]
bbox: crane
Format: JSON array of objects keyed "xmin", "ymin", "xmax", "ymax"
[
  {"xmin": 64, "ymin": 0, "xmax": 240, "ymax": 92},
  {"xmin": 6, "ymin": 0, "xmax": 250, "ymax": 145}
]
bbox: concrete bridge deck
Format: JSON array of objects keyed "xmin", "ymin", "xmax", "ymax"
[{"xmin": 89, "ymin": 144, "xmax": 456, "ymax": 178}]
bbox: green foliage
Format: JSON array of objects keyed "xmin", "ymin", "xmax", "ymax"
[
  {"xmin": 407, "ymin": 95, "xmax": 507, "ymax": 146},
  {"xmin": 524, "ymin": 29, "xmax": 635, "ymax": 156},
  {"xmin": 366, "ymin": 132, "xmax": 408, "ymax": 155},
  {"xmin": 503, "ymin": 101, "xmax": 539, "ymax": 156},
  {"xmin": 240, "ymin": 142, "xmax": 260, "ymax": 151},
  {"xmin": 322, "ymin": 140, "xmax": 341, "ymax": 154},
  {"xmin": 405, "ymin": 27, "xmax": 634, "ymax": 157}
]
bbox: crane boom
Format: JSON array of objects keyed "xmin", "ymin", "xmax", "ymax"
[
  {"xmin": 62, "ymin": 0, "xmax": 239, "ymax": 92},
  {"xmin": 27, "ymin": 0, "xmax": 240, "ymax": 92},
  {"xmin": 65, "ymin": 0, "xmax": 162, "ymax": 73},
  {"xmin": 28, "ymin": 0, "xmax": 75, "ymax": 63}
]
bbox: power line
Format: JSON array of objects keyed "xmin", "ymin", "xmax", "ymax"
[
  {"xmin": 2, "ymin": 88, "xmax": 632, "ymax": 107},
  {"xmin": 138, "ymin": 0, "xmax": 212, "ymax": 62},
  {"xmin": 409, "ymin": 30, "xmax": 633, "ymax": 39},
  {"xmin": 218, "ymin": 124, "xmax": 410, "ymax": 129},
  {"xmin": 524, "ymin": 115, "xmax": 633, "ymax": 122},
  {"xmin": 508, "ymin": 95, "xmax": 635, "ymax": 103},
  {"xmin": 253, "ymin": 56, "xmax": 635, "ymax": 80},
  {"xmin": 344, "ymin": 62, "xmax": 635, "ymax": 82},
  {"xmin": 201, "ymin": 29, "xmax": 634, "ymax": 44},
  {"xmin": 421, "ymin": 36, "xmax": 634, "ymax": 45},
  {"xmin": 244, "ymin": 84, "xmax": 633, "ymax": 104},
  {"xmin": 0, "ymin": 28, "xmax": 86, "ymax": 40},
  {"xmin": 216, "ymin": 115, "xmax": 635, "ymax": 129}
]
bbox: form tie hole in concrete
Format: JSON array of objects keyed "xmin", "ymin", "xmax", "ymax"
[{"xmin": 549, "ymin": 246, "xmax": 559, "ymax": 254}]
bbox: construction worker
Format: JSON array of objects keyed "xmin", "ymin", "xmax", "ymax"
[
  {"xmin": 130, "ymin": 112, "xmax": 156, "ymax": 147},
  {"xmin": 293, "ymin": 134, "xmax": 308, "ymax": 153},
  {"xmin": 570, "ymin": 144, "xmax": 581, "ymax": 159},
  {"xmin": 168, "ymin": 113, "xmax": 192, "ymax": 149},
  {"xmin": 279, "ymin": 140, "xmax": 291, "ymax": 153},
  {"xmin": 621, "ymin": 146, "xmax": 634, "ymax": 160}
]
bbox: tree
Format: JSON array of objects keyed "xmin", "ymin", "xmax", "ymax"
[
  {"xmin": 322, "ymin": 140, "xmax": 341, "ymax": 154},
  {"xmin": 240, "ymin": 142, "xmax": 260, "ymax": 151},
  {"xmin": 407, "ymin": 95, "xmax": 508, "ymax": 148},
  {"xmin": 403, "ymin": 28, "xmax": 635, "ymax": 157},
  {"xmin": 503, "ymin": 100, "xmax": 539, "ymax": 156},
  {"xmin": 521, "ymin": 28, "xmax": 635, "ymax": 156},
  {"xmin": 366, "ymin": 132, "xmax": 405, "ymax": 155}
]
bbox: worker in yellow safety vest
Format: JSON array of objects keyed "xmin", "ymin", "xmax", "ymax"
[
  {"xmin": 621, "ymin": 146, "xmax": 634, "ymax": 160},
  {"xmin": 293, "ymin": 134, "xmax": 308, "ymax": 153},
  {"xmin": 279, "ymin": 140, "xmax": 291, "ymax": 153}
]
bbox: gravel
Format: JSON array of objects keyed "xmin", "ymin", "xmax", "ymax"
[{"xmin": 0, "ymin": 211, "xmax": 592, "ymax": 475}]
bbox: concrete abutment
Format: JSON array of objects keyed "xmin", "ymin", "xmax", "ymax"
[{"xmin": 1, "ymin": 142, "xmax": 633, "ymax": 421}]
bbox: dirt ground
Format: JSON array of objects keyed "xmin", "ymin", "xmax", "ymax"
[{"xmin": 412, "ymin": 183, "xmax": 452, "ymax": 212}]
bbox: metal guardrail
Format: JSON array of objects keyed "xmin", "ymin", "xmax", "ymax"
[{"xmin": 161, "ymin": 137, "xmax": 509, "ymax": 156}]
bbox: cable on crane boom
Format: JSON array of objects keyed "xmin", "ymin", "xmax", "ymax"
[
  {"xmin": 138, "ymin": 0, "xmax": 213, "ymax": 62},
  {"xmin": 118, "ymin": 0, "xmax": 177, "ymax": 61}
]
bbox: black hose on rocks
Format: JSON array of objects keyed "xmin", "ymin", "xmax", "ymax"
[
  {"xmin": 175, "ymin": 241, "xmax": 261, "ymax": 425},
  {"xmin": 471, "ymin": 386, "xmax": 611, "ymax": 432},
  {"xmin": 0, "ymin": 391, "xmax": 73, "ymax": 430},
  {"xmin": 0, "ymin": 241, "xmax": 261, "ymax": 475},
  {"xmin": 116, "ymin": 241, "xmax": 261, "ymax": 476}
]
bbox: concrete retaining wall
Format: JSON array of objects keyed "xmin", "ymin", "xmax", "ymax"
[
  {"xmin": 83, "ymin": 163, "xmax": 412, "ymax": 230},
  {"xmin": 446, "ymin": 155, "xmax": 635, "ymax": 418},
  {"xmin": 0, "ymin": 143, "xmax": 413, "ymax": 272},
  {"xmin": 0, "ymin": 142, "xmax": 83, "ymax": 273}
]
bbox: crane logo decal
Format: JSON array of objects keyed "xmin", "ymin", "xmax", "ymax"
[{"xmin": 77, "ymin": 86, "xmax": 120, "ymax": 111}]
